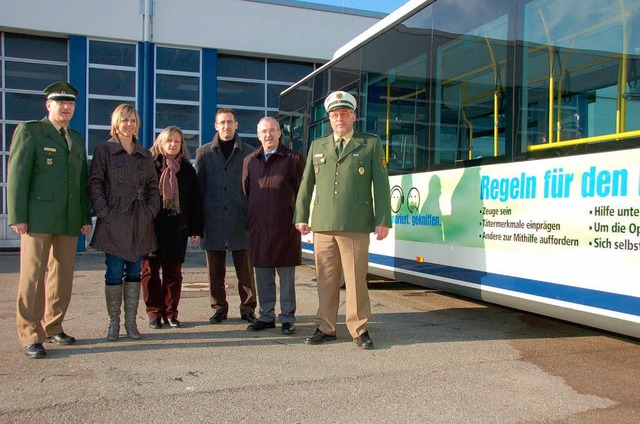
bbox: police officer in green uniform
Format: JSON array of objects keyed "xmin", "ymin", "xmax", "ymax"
[
  {"xmin": 8, "ymin": 81, "xmax": 92, "ymax": 358},
  {"xmin": 294, "ymin": 90, "xmax": 392, "ymax": 349}
]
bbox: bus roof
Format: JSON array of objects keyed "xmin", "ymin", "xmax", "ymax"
[{"xmin": 280, "ymin": 0, "xmax": 431, "ymax": 97}]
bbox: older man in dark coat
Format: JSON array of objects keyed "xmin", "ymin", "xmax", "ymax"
[
  {"xmin": 242, "ymin": 117, "xmax": 305, "ymax": 334},
  {"xmin": 195, "ymin": 109, "xmax": 257, "ymax": 324}
]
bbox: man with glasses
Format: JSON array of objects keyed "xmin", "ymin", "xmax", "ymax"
[
  {"xmin": 8, "ymin": 81, "xmax": 92, "ymax": 358},
  {"xmin": 195, "ymin": 109, "xmax": 257, "ymax": 325},
  {"xmin": 294, "ymin": 91, "xmax": 392, "ymax": 350}
]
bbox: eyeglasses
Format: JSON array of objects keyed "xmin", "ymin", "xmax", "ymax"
[
  {"xmin": 329, "ymin": 110, "xmax": 352, "ymax": 119},
  {"xmin": 216, "ymin": 120, "xmax": 236, "ymax": 126}
]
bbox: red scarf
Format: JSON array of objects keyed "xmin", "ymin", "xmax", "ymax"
[{"xmin": 159, "ymin": 154, "xmax": 181, "ymax": 215}]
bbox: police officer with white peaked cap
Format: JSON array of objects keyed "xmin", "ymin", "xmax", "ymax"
[{"xmin": 294, "ymin": 90, "xmax": 392, "ymax": 349}]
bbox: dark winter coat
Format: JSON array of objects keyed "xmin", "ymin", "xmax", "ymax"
[
  {"xmin": 151, "ymin": 154, "xmax": 203, "ymax": 262},
  {"xmin": 242, "ymin": 144, "xmax": 305, "ymax": 268},
  {"xmin": 194, "ymin": 133, "xmax": 255, "ymax": 251},
  {"xmin": 88, "ymin": 138, "xmax": 160, "ymax": 262}
]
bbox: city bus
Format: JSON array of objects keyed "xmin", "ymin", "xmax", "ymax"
[{"xmin": 278, "ymin": 0, "xmax": 640, "ymax": 338}]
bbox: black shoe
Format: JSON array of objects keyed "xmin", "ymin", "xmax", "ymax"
[
  {"xmin": 247, "ymin": 320, "xmax": 275, "ymax": 331},
  {"xmin": 24, "ymin": 343, "xmax": 46, "ymax": 359},
  {"xmin": 281, "ymin": 322, "xmax": 296, "ymax": 335},
  {"xmin": 209, "ymin": 312, "xmax": 227, "ymax": 324},
  {"xmin": 167, "ymin": 318, "xmax": 183, "ymax": 328},
  {"xmin": 354, "ymin": 330, "xmax": 373, "ymax": 350},
  {"xmin": 45, "ymin": 332, "xmax": 76, "ymax": 345},
  {"xmin": 148, "ymin": 318, "xmax": 162, "ymax": 329},
  {"xmin": 304, "ymin": 328, "xmax": 336, "ymax": 345},
  {"xmin": 241, "ymin": 313, "xmax": 257, "ymax": 323}
]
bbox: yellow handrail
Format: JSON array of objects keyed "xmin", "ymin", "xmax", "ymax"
[
  {"xmin": 556, "ymin": 48, "xmax": 573, "ymax": 143},
  {"xmin": 484, "ymin": 36, "xmax": 500, "ymax": 156},
  {"xmin": 538, "ymin": 8, "xmax": 555, "ymax": 145},
  {"xmin": 618, "ymin": 55, "xmax": 626, "ymax": 133},
  {"xmin": 618, "ymin": 0, "xmax": 631, "ymax": 133},
  {"xmin": 528, "ymin": 129, "xmax": 640, "ymax": 151},
  {"xmin": 461, "ymin": 82, "xmax": 473, "ymax": 160},
  {"xmin": 386, "ymin": 79, "xmax": 391, "ymax": 161}
]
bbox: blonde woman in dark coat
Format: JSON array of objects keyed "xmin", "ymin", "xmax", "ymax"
[{"xmin": 87, "ymin": 104, "xmax": 160, "ymax": 341}]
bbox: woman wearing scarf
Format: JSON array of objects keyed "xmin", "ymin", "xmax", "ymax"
[{"xmin": 142, "ymin": 126, "xmax": 203, "ymax": 329}]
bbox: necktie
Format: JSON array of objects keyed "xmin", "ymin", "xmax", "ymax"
[
  {"xmin": 335, "ymin": 138, "xmax": 344, "ymax": 157},
  {"xmin": 265, "ymin": 152, "xmax": 273, "ymax": 161},
  {"xmin": 60, "ymin": 127, "xmax": 71, "ymax": 150}
]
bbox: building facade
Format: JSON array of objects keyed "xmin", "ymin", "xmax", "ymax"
[{"xmin": 0, "ymin": 0, "xmax": 383, "ymax": 248}]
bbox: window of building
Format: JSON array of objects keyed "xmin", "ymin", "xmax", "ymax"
[
  {"xmin": 154, "ymin": 46, "xmax": 201, "ymax": 158},
  {"xmin": 87, "ymin": 39, "xmax": 137, "ymax": 157},
  {"xmin": 218, "ymin": 55, "xmax": 264, "ymax": 79},
  {"xmin": 217, "ymin": 54, "xmax": 316, "ymax": 147},
  {"xmin": 1, "ymin": 32, "xmax": 69, "ymax": 243},
  {"xmin": 89, "ymin": 40, "xmax": 136, "ymax": 67}
]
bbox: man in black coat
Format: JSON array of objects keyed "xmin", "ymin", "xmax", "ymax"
[{"xmin": 195, "ymin": 109, "xmax": 257, "ymax": 324}]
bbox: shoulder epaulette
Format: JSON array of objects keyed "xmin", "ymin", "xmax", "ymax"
[{"xmin": 360, "ymin": 132, "xmax": 381, "ymax": 144}]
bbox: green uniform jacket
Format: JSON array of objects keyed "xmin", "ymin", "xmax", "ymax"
[
  {"xmin": 7, "ymin": 117, "xmax": 91, "ymax": 235},
  {"xmin": 294, "ymin": 131, "xmax": 392, "ymax": 232}
]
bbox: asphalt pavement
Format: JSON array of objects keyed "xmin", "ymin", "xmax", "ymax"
[{"xmin": 0, "ymin": 250, "xmax": 639, "ymax": 423}]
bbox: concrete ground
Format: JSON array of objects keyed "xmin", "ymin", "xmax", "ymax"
[{"xmin": 0, "ymin": 250, "xmax": 639, "ymax": 423}]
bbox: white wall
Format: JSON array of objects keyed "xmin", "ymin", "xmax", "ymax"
[
  {"xmin": 0, "ymin": 0, "xmax": 381, "ymax": 61},
  {"xmin": 152, "ymin": 0, "xmax": 379, "ymax": 60},
  {"xmin": 0, "ymin": 0, "xmax": 142, "ymax": 42}
]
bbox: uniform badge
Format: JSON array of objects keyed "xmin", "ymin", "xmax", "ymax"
[
  {"xmin": 381, "ymin": 156, "xmax": 387, "ymax": 170},
  {"xmin": 358, "ymin": 166, "xmax": 365, "ymax": 175},
  {"xmin": 47, "ymin": 158, "xmax": 53, "ymax": 166},
  {"xmin": 44, "ymin": 147, "xmax": 57, "ymax": 152}
]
